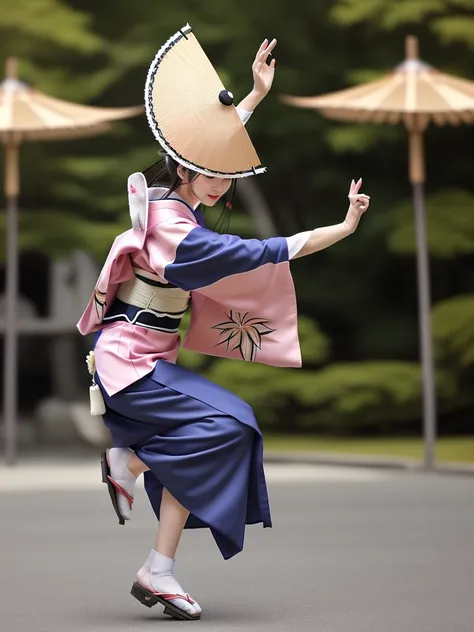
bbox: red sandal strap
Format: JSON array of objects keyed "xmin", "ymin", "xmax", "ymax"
[
  {"xmin": 156, "ymin": 592, "xmax": 195, "ymax": 605},
  {"xmin": 107, "ymin": 476, "xmax": 134, "ymax": 510}
]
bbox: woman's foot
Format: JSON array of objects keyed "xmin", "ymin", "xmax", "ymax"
[
  {"xmin": 102, "ymin": 448, "xmax": 138, "ymax": 523},
  {"xmin": 132, "ymin": 550, "xmax": 201, "ymax": 620}
]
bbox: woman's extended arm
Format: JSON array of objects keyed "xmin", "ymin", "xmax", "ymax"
[{"xmin": 289, "ymin": 179, "xmax": 371, "ymax": 259}]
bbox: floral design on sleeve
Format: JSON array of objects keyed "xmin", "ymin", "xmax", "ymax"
[{"xmin": 212, "ymin": 310, "xmax": 275, "ymax": 362}]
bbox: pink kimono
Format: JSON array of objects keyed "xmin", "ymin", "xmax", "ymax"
[
  {"xmin": 77, "ymin": 184, "xmax": 302, "ymax": 396},
  {"xmin": 76, "ymin": 176, "xmax": 303, "ymax": 560}
]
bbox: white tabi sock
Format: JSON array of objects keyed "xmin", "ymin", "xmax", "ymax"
[
  {"xmin": 138, "ymin": 549, "xmax": 201, "ymax": 616},
  {"xmin": 108, "ymin": 447, "xmax": 137, "ymax": 520}
]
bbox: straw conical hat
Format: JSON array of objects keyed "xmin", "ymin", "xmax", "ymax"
[{"xmin": 145, "ymin": 24, "xmax": 265, "ymax": 179}]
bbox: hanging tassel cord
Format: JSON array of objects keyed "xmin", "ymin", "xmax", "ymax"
[{"xmin": 86, "ymin": 351, "xmax": 106, "ymax": 416}]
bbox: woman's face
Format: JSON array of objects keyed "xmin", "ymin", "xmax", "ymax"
[{"xmin": 177, "ymin": 166, "xmax": 232, "ymax": 207}]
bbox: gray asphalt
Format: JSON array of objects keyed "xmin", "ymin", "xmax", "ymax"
[{"xmin": 1, "ymin": 468, "xmax": 474, "ymax": 632}]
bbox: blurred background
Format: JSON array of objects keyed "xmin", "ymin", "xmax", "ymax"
[{"xmin": 1, "ymin": 0, "xmax": 473, "ymax": 465}]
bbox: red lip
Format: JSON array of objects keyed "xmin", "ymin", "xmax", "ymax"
[{"xmin": 208, "ymin": 194, "xmax": 219, "ymax": 200}]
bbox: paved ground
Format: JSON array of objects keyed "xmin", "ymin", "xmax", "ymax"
[{"xmin": 1, "ymin": 461, "xmax": 473, "ymax": 632}]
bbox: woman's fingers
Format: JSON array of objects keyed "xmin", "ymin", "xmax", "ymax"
[
  {"xmin": 254, "ymin": 39, "xmax": 268, "ymax": 61},
  {"xmin": 258, "ymin": 38, "xmax": 277, "ymax": 62}
]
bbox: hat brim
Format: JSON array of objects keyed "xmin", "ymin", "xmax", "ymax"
[{"xmin": 145, "ymin": 24, "xmax": 266, "ymax": 179}]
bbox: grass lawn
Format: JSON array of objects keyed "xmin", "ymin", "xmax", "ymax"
[{"xmin": 263, "ymin": 435, "xmax": 474, "ymax": 463}]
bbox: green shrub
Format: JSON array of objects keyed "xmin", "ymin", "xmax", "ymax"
[
  {"xmin": 432, "ymin": 294, "xmax": 474, "ymax": 371},
  {"xmin": 206, "ymin": 359, "xmax": 457, "ymax": 435},
  {"xmin": 289, "ymin": 361, "xmax": 457, "ymax": 434}
]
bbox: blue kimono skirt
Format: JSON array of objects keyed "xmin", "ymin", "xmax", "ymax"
[{"xmin": 96, "ymin": 351, "xmax": 272, "ymax": 560}]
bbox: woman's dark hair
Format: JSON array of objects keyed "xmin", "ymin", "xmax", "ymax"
[
  {"xmin": 143, "ymin": 153, "xmax": 196, "ymax": 197},
  {"xmin": 142, "ymin": 154, "xmax": 236, "ymax": 233}
]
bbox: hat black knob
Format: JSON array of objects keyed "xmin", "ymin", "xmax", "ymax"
[{"xmin": 219, "ymin": 89, "xmax": 234, "ymax": 106}]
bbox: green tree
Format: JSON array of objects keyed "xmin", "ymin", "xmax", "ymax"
[
  {"xmin": 329, "ymin": 0, "xmax": 474, "ymax": 422},
  {"xmin": 0, "ymin": 0, "xmax": 126, "ymax": 261},
  {"xmin": 2, "ymin": 0, "xmax": 473, "ymax": 432}
]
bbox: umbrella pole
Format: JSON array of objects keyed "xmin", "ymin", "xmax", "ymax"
[
  {"xmin": 3, "ymin": 142, "xmax": 20, "ymax": 465},
  {"xmin": 409, "ymin": 129, "xmax": 436, "ymax": 470}
]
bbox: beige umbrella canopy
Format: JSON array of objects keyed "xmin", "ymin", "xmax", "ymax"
[
  {"xmin": 282, "ymin": 35, "xmax": 474, "ymax": 469},
  {"xmin": 282, "ymin": 36, "xmax": 474, "ymax": 184},
  {"xmin": 1, "ymin": 57, "xmax": 142, "ymax": 464}
]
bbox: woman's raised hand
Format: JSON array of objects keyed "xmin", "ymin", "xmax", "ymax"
[
  {"xmin": 252, "ymin": 38, "xmax": 277, "ymax": 99},
  {"xmin": 344, "ymin": 178, "xmax": 371, "ymax": 234}
]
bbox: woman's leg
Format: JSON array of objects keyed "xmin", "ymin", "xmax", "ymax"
[
  {"xmin": 127, "ymin": 452, "xmax": 150, "ymax": 477},
  {"xmin": 135, "ymin": 488, "xmax": 201, "ymax": 617},
  {"xmin": 155, "ymin": 488, "xmax": 189, "ymax": 557}
]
